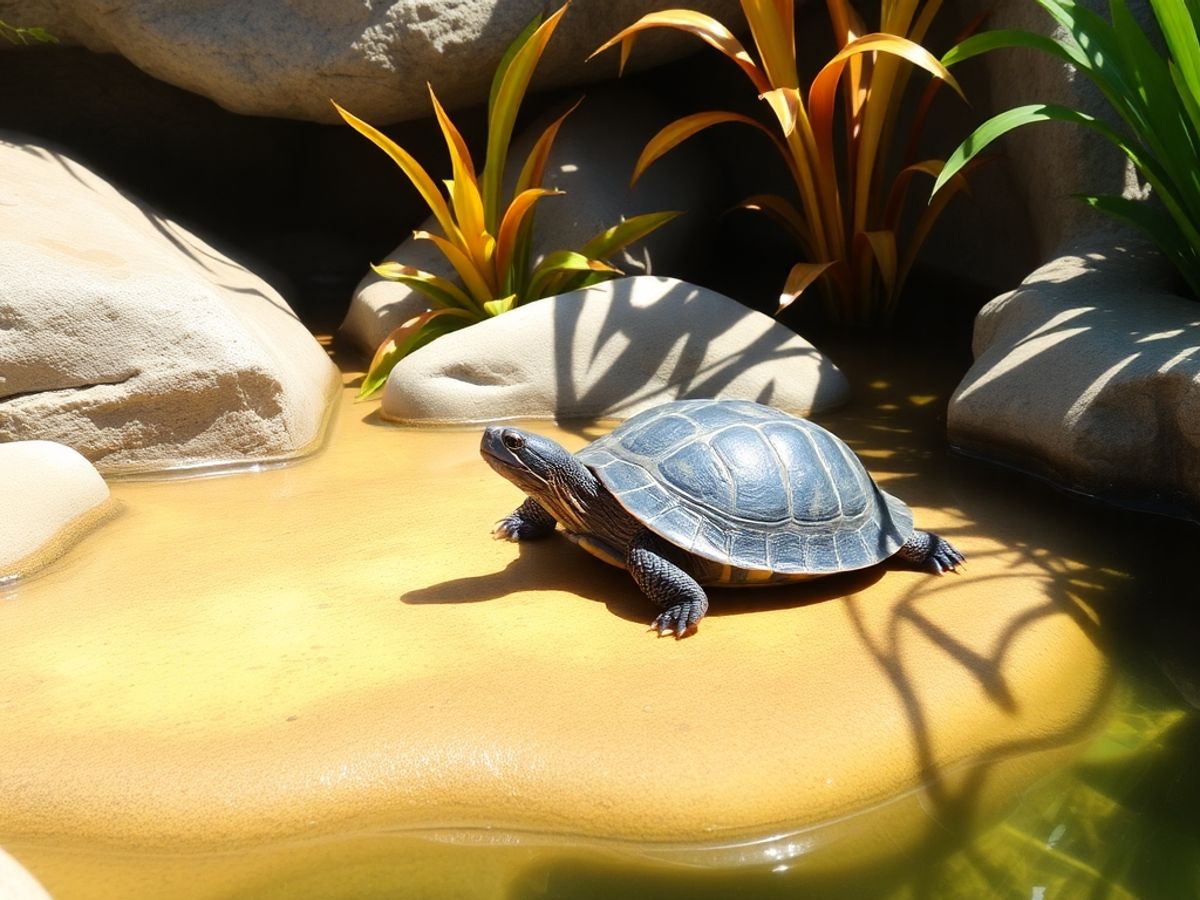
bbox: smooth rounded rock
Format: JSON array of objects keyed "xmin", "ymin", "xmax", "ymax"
[
  {"xmin": 379, "ymin": 276, "xmax": 850, "ymax": 423},
  {"xmin": 949, "ymin": 233, "xmax": 1200, "ymax": 519},
  {"xmin": 0, "ymin": 849, "xmax": 50, "ymax": 900},
  {"xmin": 340, "ymin": 84, "xmax": 722, "ymax": 358},
  {"xmin": 0, "ymin": 440, "xmax": 113, "ymax": 583},
  {"xmin": 0, "ymin": 0, "xmax": 747, "ymax": 123},
  {"xmin": 0, "ymin": 135, "xmax": 340, "ymax": 474}
]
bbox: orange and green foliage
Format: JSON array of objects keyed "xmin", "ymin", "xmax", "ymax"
[
  {"xmin": 336, "ymin": 3, "xmax": 678, "ymax": 399},
  {"xmin": 594, "ymin": 0, "xmax": 978, "ymax": 326}
]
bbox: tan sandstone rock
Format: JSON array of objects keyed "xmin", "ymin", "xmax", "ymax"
[
  {"xmin": 0, "ymin": 0, "xmax": 747, "ymax": 123},
  {"xmin": 340, "ymin": 84, "xmax": 722, "ymax": 358},
  {"xmin": 380, "ymin": 276, "xmax": 849, "ymax": 423},
  {"xmin": 0, "ymin": 136, "xmax": 340, "ymax": 474},
  {"xmin": 948, "ymin": 234, "xmax": 1200, "ymax": 517},
  {"xmin": 0, "ymin": 440, "xmax": 113, "ymax": 583}
]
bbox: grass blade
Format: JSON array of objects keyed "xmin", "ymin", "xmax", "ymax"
[
  {"xmin": 631, "ymin": 110, "xmax": 789, "ymax": 186},
  {"xmin": 578, "ymin": 210, "xmax": 682, "ymax": 260},
  {"xmin": 333, "ymin": 100, "xmax": 462, "ymax": 246},
  {"xmin": 591, "ymin": 9, "xmax": 772, "ymax": 94},
  {"xmin": 482, "ymin": 4, "xmax": 569, "ymax": 233}
]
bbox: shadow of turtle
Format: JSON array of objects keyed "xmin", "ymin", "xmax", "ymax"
[{"xmin": 401, "ymin": 536, "xmax": 886, "ymax": 628}]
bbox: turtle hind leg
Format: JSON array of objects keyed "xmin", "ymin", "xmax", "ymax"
[
  {"xmin": 627, "ymin": 531, "xmax": 709, "ymax": 639},
  {"xmin": 493, "ymin": 497, "xmax": 558, "ymax": 542},
  {"xmin": 895, "ymin": 529, "xmax": 965, "ymax": 574}
]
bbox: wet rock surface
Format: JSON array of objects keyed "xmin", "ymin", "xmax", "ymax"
[{"xmin": 948, "ymin": 234, "xmax": 1200, "ymax": 520}]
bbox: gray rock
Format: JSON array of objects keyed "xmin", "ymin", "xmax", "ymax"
[
  {"xmin": 0, "ymin": 440, "xmax": 113, "ymax": 583},
  {"xmin": 948, "ymin": 232, "xmax": 1200, "ymax": 517},
  {"xmin": 380, "ymin": 276, "xmax": 849, "ymax": 422},
  {"xmin": 0, "ymin": 0, "xmax": 746, "ymax": 123},
  {"xmin": 0, "ymin": 136, "xmax": 340, "ymax": 474},
  {"xmin": 341, "ymin": 83, "xmax": 722, "ymax": 357},
  {"xmin": 957, "ymin": 0, "xmax": 1156, "ymax": 258}
]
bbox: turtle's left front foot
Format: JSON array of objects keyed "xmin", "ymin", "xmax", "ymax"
[
  {"xmin": 491, "ymin": 497, "xmax": 557, "ymax": 542},
  {"xmin": 897, "ymin": 529, "xmax": 965, "ymax": 574}
]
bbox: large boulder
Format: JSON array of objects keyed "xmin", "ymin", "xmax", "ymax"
[
  {"xmin": 0, "ymin": 441, "xmax": 113, "ymax": 583},
  {"xmin": 0, "ymin": 0, "xmax": 748, "ymax": 123},
  {"xmin": 341, "ymin": 83, "xmax": 724, "ymax": 358},
  {"xmin": 957, "ymin": 0, "xmax": 1156, "ymax": 258},
  {"xmin": 380, "ymin": 276, "xmax": 850, "ymax": 422},
  {"xmin": 0, "ymin": 136, "xmax": 340, "ymax": 474},
  {"xmin": 948, "ymin": 234, "xmax": 1200, "ymax": 519}
]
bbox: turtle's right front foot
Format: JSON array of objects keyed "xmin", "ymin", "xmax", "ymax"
[{"xmin": 491, "ymin": 497, "xmax": 557, "ymax": 542}]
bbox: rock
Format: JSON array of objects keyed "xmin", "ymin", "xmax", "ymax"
[
  {"xmin": 0, "ymin": 363, "xmax": 1116, "ymax": 895},
  {"xmin": 380, "ymin": 276, "xmax": 849, "ymax": 422},
  {"xmin": 0, "ymin": 135, "xmax": 340, "ymax": 474},
  {"xmin": 948, "ymin": 233, "xmax": 1200, "ymax": 518},
  {"xmin": 0, "ymin": 441, "xmax": 113, "ymax": 583},
  {"xmin": 957, "ymin": 0, "xmax": 1155, "ymax": 258},
  {"xmin": 0, "ymin": 849, "xmax": 50, "ymax": 900},
  {"xmin": 340, "ymin": 84, "xmax": 723, "ymax": 357},
  {"xmin": 2, "ymin": 0, "xmax": 748, "ymax": 123}
]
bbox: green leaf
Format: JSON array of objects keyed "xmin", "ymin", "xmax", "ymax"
[
  {"xmin": 577, "ymin": 210, "xmax": 682, "ymax": 260},
  {"xmin": 357, "ymin": 308, "xmax": 476, "ymax": 400},
  {"xmin": 481, "ymin": 4, "xmax": 569, "ymax": 233},
  {"xmin": 527, "ymin": 250, "xmax": 621, "ymax": 299},
  {"xmin": 1083, "ymin": 194, "xmax": 1200, "ymax": 298},
  {"xmin": 934, "ymin": 104, "xmax": 1118, "ymax": 195},
  {"xmin": 482, "ymin": 294, "xmax": 517, "ymax": 316}
]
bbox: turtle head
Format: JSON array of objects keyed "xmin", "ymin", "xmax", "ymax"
[
  {"xmin": 477, "ymin": 427, "xmax": 600, "ymax": 525},
  {"xmin": 480, "ymin": 427, "xmax": 588, "ymax": 496}
]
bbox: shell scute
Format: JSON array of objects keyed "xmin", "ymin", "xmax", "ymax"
[{"xmin": 578, "ymin": 399, "xmax": 914, "ymax": 575}]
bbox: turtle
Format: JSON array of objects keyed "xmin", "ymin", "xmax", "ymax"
[{"xmin": 480, "ymin": 398, "xmax": 964, "ymax": 638}]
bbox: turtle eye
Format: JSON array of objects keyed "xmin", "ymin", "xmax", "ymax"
[{"xmin": 502, "ymin": 432, "xmax": 525, "ymax": 452}]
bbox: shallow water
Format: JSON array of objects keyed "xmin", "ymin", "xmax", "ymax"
[{"xmin": 2, "ymin": 344, "xmax": 1197, "ymax": 899}]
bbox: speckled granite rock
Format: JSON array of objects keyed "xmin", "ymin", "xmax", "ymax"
[
  {"xmin": 340, "ymin": 84, "xmax": 721, "ymax": 358},
  {"xmin": 0, "ymin": 136, "xmax": 340, "ymax": 474},
  {"xmin": 380, "ymin": 276, "xmax": 849, "ymax": 422},
  {"xmin": 0, "ymin": 440, "xmax": 113, "ymax": 582},
  {"xmin": 0, "ymin": 0, "xmax": 748, "ymax": 123},
  {"xmin": 949, "ymin": 233, "xmax": 1200, "ymax": 517}
]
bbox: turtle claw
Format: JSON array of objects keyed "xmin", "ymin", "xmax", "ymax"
[
  {"xmin": 927, "ymin": 538, "xmax": 966, "ymax": 575},
  {"xmin": 651, "ymin": 602, "xmax": 704, "ymax": 639},
  {"xmin": 491, "ymin": 516, "xmax": 523, "ymax": 542}
]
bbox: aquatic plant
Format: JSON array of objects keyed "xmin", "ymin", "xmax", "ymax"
[
  {"xmin": 936, "ymin": 0, "xmax": 1200, "ymax": 300},
  {"xmin": 335, "ymin": 3, "xmax": 678, "ymax": 399},
  {"xmin": 592, "ymin": 1, "xmax": 977, "ymax": 327},
  {"xmin": 0, "ymin": 20, "xmax": 56, "ymax": 44}
]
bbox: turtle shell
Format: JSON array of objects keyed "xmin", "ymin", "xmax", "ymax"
[{"xmin": 575, "ymin": 399, "xmax": 913, "ymax": 575}]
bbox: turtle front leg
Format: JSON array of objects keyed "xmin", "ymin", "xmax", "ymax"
[
  {"xmin": 627, "ymin": 531, "xmax": 709, "ymax": 639},
  {"xmin": 895, "ymin": 529, "xmax": 965, "ymax": 574},
  {"xmin": 493, "ymin": 497, "xmax": 558, "ymax": 542}
]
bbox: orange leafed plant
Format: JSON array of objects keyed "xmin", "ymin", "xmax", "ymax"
[
  {"xmin": 593, "ymin": 0, "xmax": 980, "ymax": 327},
  {"xmin": 336, "ymin": 2, "xmax": 679, "ymax": 399}
]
